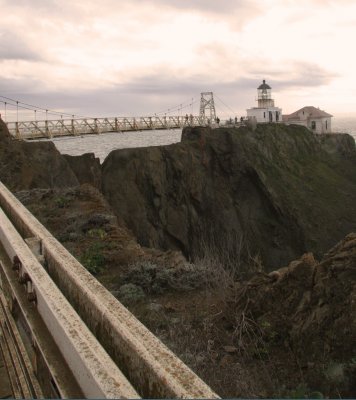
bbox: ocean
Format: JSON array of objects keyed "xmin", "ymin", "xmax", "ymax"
[{"xmin": 43, "ymin": 118, "xmax": 356, "ymax": 163}]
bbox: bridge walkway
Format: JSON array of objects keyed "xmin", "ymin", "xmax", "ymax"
[
  {"xmin": 6, "ymin": 115, "xmax": 210, "ymax": 140},
  {"xmin": 0, "ymin": 287, "xmax": 44, "ymax": 399},
  {"xmin": 0, "ymin": 327, "xmax": 12, "ymax": 399}
]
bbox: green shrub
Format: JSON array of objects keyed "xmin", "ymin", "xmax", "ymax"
[
  {"xmin": 116, "ymin": 283, "xmax": 146, "ymax": 305},
  {"xmin": 54, "ymin": 196, "xmax": 70, "ymax": 208},
  {"xmin": 86, "ymin": 228, "xmax": 107, "ymax": 239},
  {"xmin": 123, "ymin": 260, "xmax": 208, "ymax": 295},
  {"xmin": 80, "ymin": 242, "xmax": 106, "ymax": 275}
]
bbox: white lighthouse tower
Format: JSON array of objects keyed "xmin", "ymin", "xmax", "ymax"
[{"xmin": 246, "ymin": 80, "xmax": 282, "ymax": 123}]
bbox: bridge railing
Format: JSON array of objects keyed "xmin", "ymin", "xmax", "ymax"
[
  {"xmin": 6, "ymin": 115, "xmax": 210, "ymax": 139},
  {"xmin": 0, "ymin": 205, "xmax": 140, "ymax": 398},
  {"xmin": 0, "ymin": 180, "xmax": 219, "ymax": 399}
]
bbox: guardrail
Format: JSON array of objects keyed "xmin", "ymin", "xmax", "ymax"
[
  {"xmin": 0, "ymin": 207, "xmax": 139, "ymax": 398},
  {"xmin": 0, "ymin": 180, "xmax": 219, "ymax": 399},
  {"xmin": 6, "ymin": 115, "xmax": 211, "ymax": 139}
]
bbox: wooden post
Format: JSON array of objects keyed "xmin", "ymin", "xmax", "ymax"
[{"xmin": 15, "ymin": 122, "xmax": 20, "ymax": 139}]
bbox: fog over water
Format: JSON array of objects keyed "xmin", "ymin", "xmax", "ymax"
[
  {"xmin": 41, "ymin": 118, "xmax": 356, "ymax": 163},
  {"xmin": 49, "ymin": 128, "xmax": 183, "ymax": 162}
]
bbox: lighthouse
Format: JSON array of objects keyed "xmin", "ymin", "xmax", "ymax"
[{"xmin": 246, "ymin": 80, "xmax": 282, "ymax": 123}]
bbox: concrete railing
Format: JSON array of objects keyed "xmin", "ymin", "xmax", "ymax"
[
  {"xmin": 0, "ymin": 180, "xmax": 219, "ymax": 399},
  {"xmin": 0, "ymin": 207, "xmax": 139, "ymax": 399}
]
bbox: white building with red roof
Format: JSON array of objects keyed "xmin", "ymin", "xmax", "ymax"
[{"xmin": 282, "ymin": 106, "xmax": 333, "ymax": 134}]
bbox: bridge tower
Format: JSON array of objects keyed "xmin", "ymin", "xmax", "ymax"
[{"xmin": 199, "ymin": 92, "xmax": 216, "ymax": 121}]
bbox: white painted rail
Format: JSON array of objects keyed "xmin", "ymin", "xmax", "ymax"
[
  {"xmin": 0, "ymin": 180, "xmax": 219, "ymax": 399},
  {"xmin": 0, "ymin": 208, "xmax": 140, "ymax": 399}
]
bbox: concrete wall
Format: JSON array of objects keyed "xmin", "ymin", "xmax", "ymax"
[
  {"xmin": 309, "ymin": 117, "xmax": 332, "ymax": 134},
  {"xmin": 0, "ymin": 181, "xmax": 219, "ymax": 399},
  {"xmin": 284, "ymin": 117, "xmax": 332, "ymax": 134},
  {"xmin": 247, "ymin": 107, "xmax": 282, "ymax": 123}
]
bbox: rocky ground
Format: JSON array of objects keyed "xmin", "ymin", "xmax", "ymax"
[{"xmin": 1, "ymin": 119, "xmax": 356, "ymax": 397}]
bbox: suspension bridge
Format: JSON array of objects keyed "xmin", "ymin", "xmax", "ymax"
[
  {"xmin": 1, "ymin": 92, "xmax": 241, "ymax": 140},
  {"xmin": 6, "ymin": 115, "xmax": 209, "ymax": 140}
]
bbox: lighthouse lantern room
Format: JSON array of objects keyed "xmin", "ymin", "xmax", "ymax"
[{"xmin": 247, "ymin": 80, "xmax": 282, "ymax": 123}]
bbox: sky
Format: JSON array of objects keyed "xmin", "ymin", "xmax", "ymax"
[{"xmin": 1, "ymin": 0, "xmax": 356, "ymax": 120}]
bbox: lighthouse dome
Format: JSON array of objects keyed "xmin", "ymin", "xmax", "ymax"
[{"xmin": 258, "ymin": 79, "xmax": 271, "ymax": 90}]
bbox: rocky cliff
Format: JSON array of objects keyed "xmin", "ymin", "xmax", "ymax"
[
  {"xmin": 226, "ymin": 232, "xmax": 356, "ymax": 397},
  {"xmin": 2, "ymin": 118, "xmax": 356, "ymax": 271},
  {"xmin": 0, "ymin": 119, "xmax": 79, "ymax": 190},
  {"xmin": 102, "ymin": 124, "xmax": 356, "ymax": 270}
]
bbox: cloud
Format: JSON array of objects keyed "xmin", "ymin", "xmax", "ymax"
[
  {"xmin": 138, "ymin": 0, "xmax": 257, "ymax": 15},
  {"xmin": 247, "ymin": 60, "xmax": 338, "ymax": 89},
  {"xmin": 0, "ymin": 0, "xmax": 354, "ymax": 117},
  {"xmin": 0, "ymin": 31, "xmax": 41, "ymax": 61},
  {"xmin": 0, "ymin": 58, "xmax": 338, "ymax": 119},
  {"xmin": 4, "ymin": 0, "xmax": 63, "ymax": 13}
]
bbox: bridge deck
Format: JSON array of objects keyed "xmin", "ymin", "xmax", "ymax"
[
  {"xmin": 0, "ymin": 306, "xmax": 13, "ymax": 399},
  {"xmin": 0, "ymin": 287, "xmax": 44, "ymax": 399},
  {"xmin": 6, "ymin": 115, "xmax": 210, "ymax": 140}
]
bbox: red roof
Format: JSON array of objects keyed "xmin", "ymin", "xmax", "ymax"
[{"xmin": 284, "ymin": 106, "xmax": 333, "ymax": 120}]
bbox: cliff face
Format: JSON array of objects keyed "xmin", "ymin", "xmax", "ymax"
[
  {"xmin": 231, "ymin": 233, "xmax": 356, "ymax": 397},
  {"xmin": 102, "ymin": 124, "xmax": 356, "ymax": 270},
  {"xmin": 64, "ymin": 153, "xmax": 101, "ymax": 189},
  {"xmin": 1, "ymin": 118, "xmax": 356, "ymax": 271},
  {"xmin": 0, "ymin": 119, "xmax": 79, "ymax": 190}
]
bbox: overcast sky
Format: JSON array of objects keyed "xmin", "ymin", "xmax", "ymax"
[{"xmin": 1, "ymin": 0, "xmax": 355, "ymax": 120}]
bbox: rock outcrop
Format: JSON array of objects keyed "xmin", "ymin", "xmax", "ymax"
[
  {"xmin": 2, "ymin": 118, "xmax": 356, "ymax": 272},
  {"xmin": 64, "ymin": 153, "xmax": 101, "ymax": 189},
  {"xmin": 231, "ymin": 232, "xmax": 356, "ymax": 397},
  {"xmin": 102, "ymin": 124, "xmax": 356, "ymax": 270},
  {"xmin": 0, "ymin": 119, "xmax": 79, "ymax": 190}
]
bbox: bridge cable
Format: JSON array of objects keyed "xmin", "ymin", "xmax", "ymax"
[
  {"xmin": 152, "ymin": 98, "xmax": 198, "ymax": 116},
  {"xmin": 214, "ymin": 94, "xmax": 238, "ymax": 118},
  {"xmin": 0, "ymin": 95, "xmax": 92, "ymax": 119}
]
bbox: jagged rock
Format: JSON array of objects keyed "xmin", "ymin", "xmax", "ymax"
[
  {"xmin": 0, "ymin": 120, "xmax": 79, "ymax": 190},
  {"xmin": 64, "ymin": 153, "xmax": 101, "ymax": 188},
  {"xmin": 231, "ymin": 233, "xmax": 356, "ymax": 396},
  {"xmin": 2, "ymin": 118, "xmax": 356, "ymax": 274},
  {"xmin": 102, "ymin": 124, "xmax": 356, "ymax": 270}
]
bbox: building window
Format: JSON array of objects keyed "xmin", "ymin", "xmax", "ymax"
[
  {"xmin": 325, "ymin": 120, "xmax": 328, "ymax": 130},
  {"xmin": 276, "ymin": 111, "xmax": 279, "ymax": 121},
  {"xmin": 264, "ymin": 112, "xmax": 266, "ymax": 118},
  {"xmin": 311, "ymin": 121, "xmax": 316, "ymax": 130}
]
